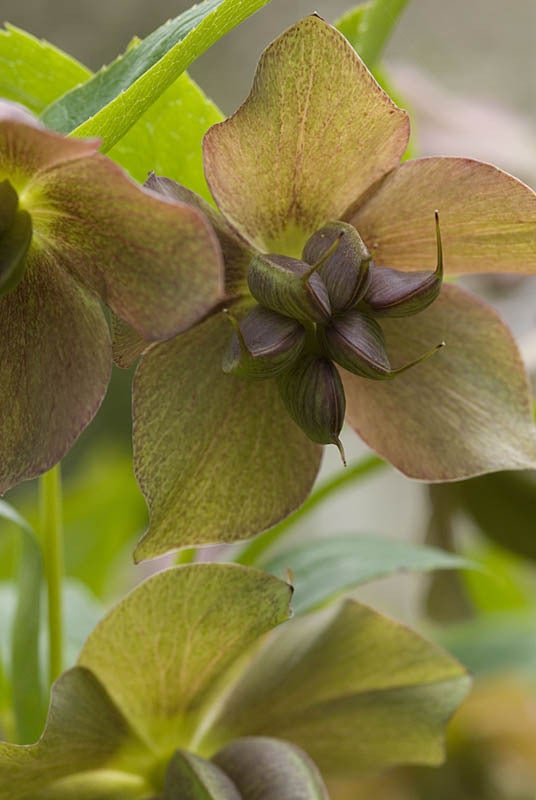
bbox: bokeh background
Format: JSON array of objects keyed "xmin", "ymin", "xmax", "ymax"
[{"xmin": 1, "ymin": 2, "xmax": 536, "ymax": 797}]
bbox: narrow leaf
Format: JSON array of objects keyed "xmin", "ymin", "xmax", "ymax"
[
  {"xmin": 41, "ymin": 0, "xmax": 271, "ymax": 150},
  {"xmin": 261, "ymin": 533, "xmax": 477, "ymax": 615},
  {"xmin": 0, "ymin": 500, "xmax": 45, "ymax": 743}
]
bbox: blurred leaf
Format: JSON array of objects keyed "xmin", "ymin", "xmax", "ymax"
[
  {"xmin": 62, "ymin": 579, "xmax": 104, "ymax": 669},
  {"xmin": 462, "ymin": 543, "xmax": 536, "ymax": 614},
  {"xmin": 437, "ymin": 612, "xmax": 536, "ymax": 678},
  {"xmin": 0, "ymin": 24, "xmax": 90, "ymax": 114},
  {"xmin": 199, "ymin": 599, "xmax": 471, "ymax": 777},
  {"xmin": 1, "ymin": 448, "xmax": 147, "ymax": 598},
  {"xmin": 214, "ymin": 737, "xmax": 329, "ymax": 799},
  {"xmin": 41, "ymin": 0, "xmax": 272, "ymax": 150},
  {"xmin": 78, "ymin": 565, "xmax": 292, "ymax": 754},
  {"xmin": 334, "ymin": 0, "xmax": 409, "ymax": 67},
  {"xmin": 334, "ymin": 3, "xmax": 372, "ymax": 51},
  {"xmin": 0, "ymin": 565, "xmax": 292, "ymax": 797},
  {"xmin": 0, "ymin": 666, "xmax": 152, "ymax": 799},
  {"xmin": 109, "ymin": 71, "xmax": 223, "ymax": 202},
  {"xmin": 0, "ymin": 500, "xmax": 45, "ymax": 744},
  {"xmin": 261, "ymin": 533, "xmax": 477, "ymax": 615},
  {"xmin": 454, "ymin": 471, "xmax": 536, "ymax": 561}
]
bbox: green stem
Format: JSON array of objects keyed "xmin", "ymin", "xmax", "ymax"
[
  {"xmin": 358, "ymin": 0, "xmax": 411, "ymax": 67},
  {"xmin": 39, "ymin": 463, "xmax": 64, "ymax": 685},
  {"xmin": 236, "ymin": 453, "xmax": 385, "ymax": 567}
]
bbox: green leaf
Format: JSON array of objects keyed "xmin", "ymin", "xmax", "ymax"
[
  {"xmin": 0, "ymin": 24, "xmax": 90, "ymax": 114},
  {"xmin": 0, "ymin": 500, "xmax": 45, "ymax": 744},
  {"xmin": 109, "ymin": 71, "xmax": 223, "ymax": 202},
  {"xmin": 0, "ymin": 666, "xmax": 152, "ymax": 800},
  {"xmin": 334, "ymin": 0, "xmax": 410, "ymax": 67},
  {"xmin": 78, "ymin": 565, "xmax": 292, "ymax": 755},
  {"xmin": 438, "ymin": 612, "xmax": 536, "ymax": 678},
  {"xmin": 41, "ymin": 0, "xmax": 272, "ymax": 150},
  {"xmin": 334, "ymin": 3, "xmax": 372, "ymax": 52},
  {"xmin": 214, "ymin": 737, "xmax": 329, "ymax": 799},
  {"xmin": 197, "ymin": 599, "xmax": 471, "ymax": 777},
  {"xmin": 0, "ymin": 565, "xmax": 292, "ymax": 798},
  {"xmin": 261, "ymin": 533, "xmax": 478, "ymax": 615},
  {"xmin": 453, "ymin": 471, "xmax": 536, "ymax": 561},
  {"xmin": 164, "ymin": 750, "xmax": 240, "ymax": 799}
]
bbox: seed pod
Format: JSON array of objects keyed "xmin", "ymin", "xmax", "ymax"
[
  {"xmin": 0, "ymin": 180, "xmax": 32, "ymax": 297},
  {"xmin": 322, "ymin": 310, "xmax": 392, "ymax": 379},
  {"xmin": 323, "ymin": 309, "xmax": 445, "ymax": 379},
  {"xmin": 302, "ymin": 220, "xmax": 371, "ymax": 311},
  {"xmin": 363, "ymin": 211, "xmax": 443, "ymax": 317},
  {"xmin": 222, "ymin": 304, "xmax": 306, "ymax": 379},
  {"xmin": 277, "ymin": 355, "xmax": 346, "ymax": 463},
  {"xmin": 247, "ymin": 253, "xmax": 331, "ymax": 323}
]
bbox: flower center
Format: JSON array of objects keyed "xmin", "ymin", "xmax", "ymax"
[
  {"xmin": 222, "ymin": 216, "xmax": 444, "ymax": 460},
  {"xmin": 0, "ymin": 179, "xmax": 32, "ymax": 297}
]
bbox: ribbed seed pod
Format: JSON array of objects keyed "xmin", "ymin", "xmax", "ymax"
[
  {"xmin": 323, "ymin": 308, "xmax": 446, "ymax": 379},
  {"xmin": 322, "ymin": 310, "xmax": 393, "ymax": 379},
  {"xmin": 363, "ymin": 211, "xmax": 443, "ymax": 317},
  {"xmin": 277, "ymin": 355, "xmax": 347, "ymax": 463},
  {"xmin": 0, "ymin": 180, "xmax": 32, "ymax": 297},
  {"xmin": 247, "ymin": 253, "xmax": 331, "ymax": 323},
  {"xmin": 222, "ymin": 304, "xmax": 306, "ymax": 380},
  {"xmin": 302, "ymin": 220, "xmax": 371, "ymax": 311}
]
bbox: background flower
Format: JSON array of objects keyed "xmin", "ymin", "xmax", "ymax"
[{"xmin": 0, "ymin": 101, "xmax": 224, "ymax": 493}]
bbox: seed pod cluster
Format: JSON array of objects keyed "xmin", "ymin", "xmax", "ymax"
[{"xmin": 222, "ymin": 215, "xmax": 445, "ymax": 460}]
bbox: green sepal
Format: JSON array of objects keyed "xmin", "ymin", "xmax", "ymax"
[{"xmin": 247, "ymin": 253, "xmax": 331, "ymax": 323}]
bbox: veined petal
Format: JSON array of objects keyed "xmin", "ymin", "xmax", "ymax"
[
  {"xmin": 351, "ymin": 157, "xmax": 536, "ymax": 274},
  {"xmin": 0, "ymin": 102, "xmax": 98, "ymax": 189},
  {"xmin": 0, "ymin": 255, "xmax": 111, "ymax": 493},
  {"xmin": 32, "ymin": 156, "xmax": 225, "ymax": 341},
  {"xmin": 133, "ymin": 313, "xmax": 322, "ymax": 558},
  {"xmin": 203, "ymin": 15, "xmax": 409, "ymax": 255},
  {"xmin": 145, "ymin": 174, "xmax": 253, "ymax": 295},
  {"xmin": 343, "ymin": 284, "xmax": 536, "ymax": 480}
]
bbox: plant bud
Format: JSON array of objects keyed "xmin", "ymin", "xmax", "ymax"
[
  {"xmin": 0, "ymin": 180, "xmax": 32, "ymax": 297},
  {"xmin": 323, "ymin": 309, "xmax": 446, "ymax": 379},
  {"xmin": 222, "ymin": 304, "xmax": 306, "ymax": 379},
  {"xmin": 302, "ymin": 220, "xmax": 371, "ymax": 311},
  {"xmin": 277, "ymin": 355, "xmax": 347, "ymax": 463},
  {"xmin": 363, "ymin": 211, "xmax": 443, "ymax": 317},
  {"xmin": 247, "ymin": 253, "xmax": 331, "ymax": 323}
]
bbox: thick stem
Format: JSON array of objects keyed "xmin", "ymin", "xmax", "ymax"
[
  {"xmin": 236, "ymin": 453, "xmax": 385, "ymax": 566},
  {"xmin": 39, "ymin": 463, "xmax": 64, "ymax": 685}
]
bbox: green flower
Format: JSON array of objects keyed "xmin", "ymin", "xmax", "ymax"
[
  {"xmin": 130, "ymin": 16, "xmax": 536, "ymax": 558},
  {"xmin": 0, "ymin": 101, "xmax": 224, "ymax": 493},
  {"xmin": 0, "ymin": 564, "xmax": 469, "ymax": 798}
]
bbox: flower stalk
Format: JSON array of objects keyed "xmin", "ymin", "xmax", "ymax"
[{"xmin": 39, "ymin": 463, "xmax": 64, "ymax": 685}]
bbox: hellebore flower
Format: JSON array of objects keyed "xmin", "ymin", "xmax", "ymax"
[
  {"xmin": 0, "ymin": 564, "xmax": 470, "ymax": 798},
  {"xmin": 130, "ymin": 15, "xmax": 536, "ymax": 558},
  {"xmin": 0, "ymin": 101, "xmax": 224, "ymax": 493}
]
